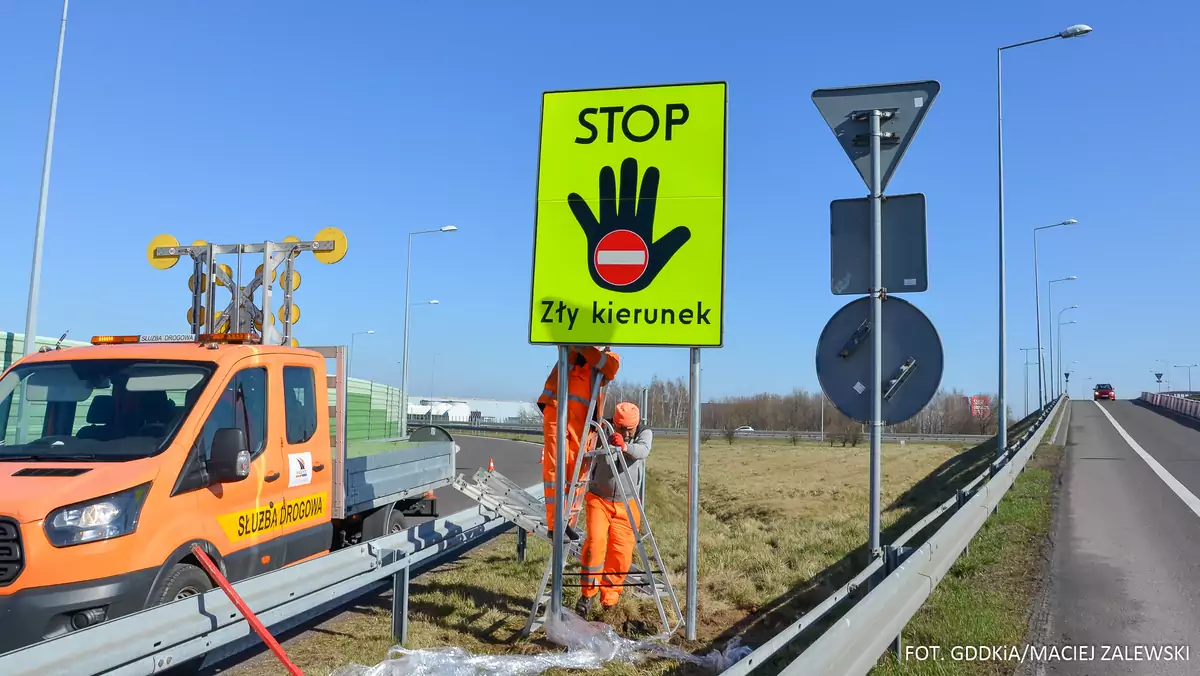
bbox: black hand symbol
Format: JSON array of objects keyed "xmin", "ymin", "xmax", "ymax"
[{"xmin": 568, "ymin": 157, "xmax": 691, "ymax": 293}]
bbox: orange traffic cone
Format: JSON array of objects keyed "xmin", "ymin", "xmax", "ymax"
[
  {"xmin": 489, "ymin": 457, "xmax": 495, "ymax": 472},
  {"xmin": 539, "ymin": 447, "xmax": 544, "ymax": 463}
]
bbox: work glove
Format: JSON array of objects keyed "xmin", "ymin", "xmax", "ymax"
[{"xmin": 610, "ymin": 433, "xmax": 627, "ymax": 450}]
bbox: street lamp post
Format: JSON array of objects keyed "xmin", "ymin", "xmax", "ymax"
[
  {"xmin": 21, "ymin": 0, "xmax": 70, "ymax": 360},
  {"xmin": 1047, "ymin": 278, "xmax": 1078, "ymax": 398},
  {"xmin": 400, "ymin": 299, "xmax": 440, "ymax": 435},
  {"xmin": 1174, "ymin": 364, "xmax": 1198, "ymax": 392},
  {"xmin": 1056, "ymin": 304, "xmax": 1079, "ymax": 397},
  {"xmin": 997, "ymin": 22, "xmax": 1092, "ymax": 454},
  {"xmin": 1057, "ymin": 312, "xmax": 1077, "ymax": 397},
  {"xmin": 1032, "ymin": 219, "xmax": 1078, "ymax": 407},
  {"xmin": 348, "ymin": 330, "xmax": 375, "ymax": 379},
  {"xmin": 429, "ymin": 351, "xmax": 441, "ymax": 423},
  {"xmin": 400, "ymin": 225, "xmax": 457, "ymax": 438},
  {"xmin": 1020, "ymin": 347, "xmax": 1040, "ymax": 417}
]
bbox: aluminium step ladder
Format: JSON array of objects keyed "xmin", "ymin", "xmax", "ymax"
[
  {"xmin": 451, "ymin": 362, "xmax": 683, "ymax": 639},
  {"xmin": 451, "ymin": 401, "xmax": 681, "ymax": 638},
  {"xmin": 524, "ymin": 416, "xmax": 682, "ymax": 639}
]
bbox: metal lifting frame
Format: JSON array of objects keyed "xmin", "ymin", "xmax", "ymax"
[{"xmin": 155, "ymin": 238, "xmax": 334, "ymax": 344}]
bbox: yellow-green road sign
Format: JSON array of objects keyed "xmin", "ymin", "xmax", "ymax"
[{"xmin": 529, "ymin": 81, "xmax": 727, "ymax": 347}]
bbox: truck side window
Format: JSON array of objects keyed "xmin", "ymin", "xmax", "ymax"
[
  {"xmin": 195, "ymin": 367, "xmax": 268, "ymax": 460},
  {"xmin": 283, "ymin": 366, "xmax": 317, "ymax": 444}
]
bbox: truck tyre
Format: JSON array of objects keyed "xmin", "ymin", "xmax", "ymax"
[
  {"xmin": 147, "ymin": 563, "xmax": 215, "ymax": 675},
  {"xmin": 386, "ymin": 507, "xmax": 409, "ymax": 535},
  {"xmin": 362, "ymin": 503, "xmax": 409, "ymax": 541},
  {"xmin": 150, "ymin": 562, "xmax": 214, "ymax": 604}
]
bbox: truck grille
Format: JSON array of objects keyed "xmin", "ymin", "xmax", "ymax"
[{"xmin": 0, "ymin": 517, "xmax": 23, "ymax": 586}]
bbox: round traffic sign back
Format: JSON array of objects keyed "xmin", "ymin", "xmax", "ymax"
[
  {"xmin": 594, "ymin": 229, "xmax": 649, "ymax": 287},
  {"xmin": 815, "ymin": 296, "xmax": 944, "ymax": 426}
]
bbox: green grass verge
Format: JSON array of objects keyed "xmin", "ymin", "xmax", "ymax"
[{"xmin": 869, "ymin": 441, "xmax": 1065, "ymax": 676}]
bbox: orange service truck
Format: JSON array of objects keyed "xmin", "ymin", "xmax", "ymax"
[{"xmin": 0, "ymin": 331, "xmax": 457, "ymax": 655}]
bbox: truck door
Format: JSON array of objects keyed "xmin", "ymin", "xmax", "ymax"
[
  {"xmin": 274, "ymin": 362, "xmax": 335, "ymax": 565},
  {"xmin": 190, "ymin": 361, "xmax": 288, "ymax": 580}
]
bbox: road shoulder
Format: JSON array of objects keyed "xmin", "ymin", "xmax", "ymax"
[
  {"xmin": 1016, "ymin": 410, "xmax": 1070, "ymax": 676},
  {"xmin": 871, "ymin": 428, "xmax": 1066, "ymax": 675}
]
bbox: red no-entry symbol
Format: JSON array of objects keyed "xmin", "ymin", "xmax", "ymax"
[{"xmin": 594, "ymin": 229, "xmax": 649, "ymax": 287}]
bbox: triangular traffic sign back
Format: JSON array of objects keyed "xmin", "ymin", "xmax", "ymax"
[
  {"xmin": 812, "ymin": 80, "xmax": 940, "ymax": 192},
  {"xmin": 1155, "ymin": 372, "xmax": 1164, "ymax": 381}
]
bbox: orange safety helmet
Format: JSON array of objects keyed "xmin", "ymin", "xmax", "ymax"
[{"xmin": 613, "ymin": 402, "xmax": 640, "ymax": 429}]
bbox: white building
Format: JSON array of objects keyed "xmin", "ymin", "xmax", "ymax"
[{"xmin": 407, "ymin": 396, "xmax": 539, "ymax": 424}]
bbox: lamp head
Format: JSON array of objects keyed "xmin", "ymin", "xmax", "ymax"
[
  {"xmin": 366, "ymin": 330, "xmax": 376, "ymax": 335},
  {"xmin": 440, "ymin": 225, "xmax": 458, "ymax": 232},
  {"xmin": 1060, "ymin": 24, "xmax": 1093, "ymax": 38},
  {"xmin": 1069, "ymin": 304, "xmax": 1080, "ymax": 309},
  {"xmin": 1062, "ymin": 218, "xmax": 1078, "ymax": 225},
  {"xmin": 429, "ymin": 300, "xmax": 440, "ymax": 305},
  {"xmin": 1066, "ymin": 275, "xmax": 1078, "ymax": 280}
]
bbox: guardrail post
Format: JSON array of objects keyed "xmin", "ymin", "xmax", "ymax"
[
  {"xmin": 517, "ymin": 529, "xmax": 528, "ymax": 563},
  {"xmin": 955, "ymin": 489, "xmax": 972, "ymax": 555},
  {"xmin": 391, "ymin": 561, "xmax": 411, "ymax": 645},
  {"xmin": 884, "ymin": 545, "xmax": 913, "ymax": 655}
]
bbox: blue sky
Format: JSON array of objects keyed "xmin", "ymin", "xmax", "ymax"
[{"xmin": 1, "ymin": 1, "xmax": 1195, "ymax": 408}]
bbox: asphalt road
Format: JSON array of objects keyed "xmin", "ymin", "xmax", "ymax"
[
  {"xmin": 432, "ymin": 433, "xmax": 544, "ymax": 516},
  {"xmin": 1030, "ymin": 400, "xmax": 1200, "ymax": 674}
]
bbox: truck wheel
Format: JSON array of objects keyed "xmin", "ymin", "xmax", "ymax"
[
  {"xmin": 362, "ymin": 504, "xmax": 408, "ymax": 541},
  {"xmin": 386, "ymin": 507, "xmax": 409, "ymax": 534},
  {"xmin": 150, "ymin": 563, "xmax": 214, "ymax": 604},
  {"xmin": 147, "ymin": 564, "xmax": 214, "ymax": 675}
]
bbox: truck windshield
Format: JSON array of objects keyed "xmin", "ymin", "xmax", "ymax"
[{"xmin": 0, "ymin": 359, "xmax": 215, "ymax": 462}]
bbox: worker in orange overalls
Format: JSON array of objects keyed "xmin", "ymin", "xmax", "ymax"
[
  {"xmin": 575, "ymin": 401, "xmax": 652, "ymax": 617},
  {"xmin": 536, "ymin": 346, "xmax": 620, "ymax": 538},
  {"xmin": 540, "ymin": 345, "xmax": 624, "ymax": 537}
]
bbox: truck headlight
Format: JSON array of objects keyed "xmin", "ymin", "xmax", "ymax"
[{"xmin": 44, "ymin": 483, "xmax": 152, "ymax": 547}]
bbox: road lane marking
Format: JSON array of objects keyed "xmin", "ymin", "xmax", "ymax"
[{"xmin": 1093, "ymin": 401, "xmax": 1200, "ymax": 518}]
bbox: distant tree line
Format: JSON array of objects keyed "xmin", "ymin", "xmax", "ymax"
[
  {"xmin": 512, "ymin": 372, "xmax": 1010, "ymax": 443},
  {"xmin": 595, "ymin": 376, "xmax": 1009, "ymax": 440}
]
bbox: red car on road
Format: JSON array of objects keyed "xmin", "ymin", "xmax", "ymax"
[{"xmin": 1094, "ymin": 383, "xmax": 1116, "ymax": 400}]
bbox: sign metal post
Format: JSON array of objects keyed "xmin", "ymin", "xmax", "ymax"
[
  {"xmin": 530, "ymin": 81, "xmax": 727, "ymax": 639},
  {"xmin": 812, "ymin": 80, "xmax": 941, "ymax": 554}
]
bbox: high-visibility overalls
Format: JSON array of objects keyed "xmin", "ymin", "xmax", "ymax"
[{"xmin": 536, "ymin": 346, "xmax": 620, "ymax": 532}]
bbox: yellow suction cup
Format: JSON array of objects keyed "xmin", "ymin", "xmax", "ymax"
[
  {"xmin": 313, "ymin": 226, "xmax": 348, "ymax": 264},
  {"xmin": 147, "ymin": 234, "xmax": 180, "ymax": 270}
]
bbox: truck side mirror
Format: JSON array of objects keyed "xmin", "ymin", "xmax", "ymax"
[{"xmin": 209, "ymin": 428, "xmax": 251, "ymax": 483}]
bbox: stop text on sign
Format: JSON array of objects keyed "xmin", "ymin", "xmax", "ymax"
[
  {"xmin": 575, "ymin": 103, "xmax": 690, "ymax": 144},
  {"xmin": 529, "ymin": 81, "xmax": 728, "ymax": 348}
]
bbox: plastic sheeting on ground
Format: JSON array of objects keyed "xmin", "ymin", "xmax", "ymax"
[{"xmin": 330, "ymin": 609, "xmax": 752, "ymax": 676}]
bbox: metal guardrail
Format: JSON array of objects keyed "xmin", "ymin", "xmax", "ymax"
[
  {"xmin": 425, "ymin": 420, "xmax": 991, "ymax": 444},
  {"xmin": 1, "ymin": 404, "xmax": 1057, "ymax": 676},
  {"xmin": 721, "ymin": 394, "xmax": 1066, "ymax": 676},
  {"xmin": 0, "ymin": 484, "xmax": 540, "ymax": 676}
]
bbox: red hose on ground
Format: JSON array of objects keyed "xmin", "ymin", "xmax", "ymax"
[{"xmin": 190, "ymin": 544, "xmax": 304, "ymax": 676}]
